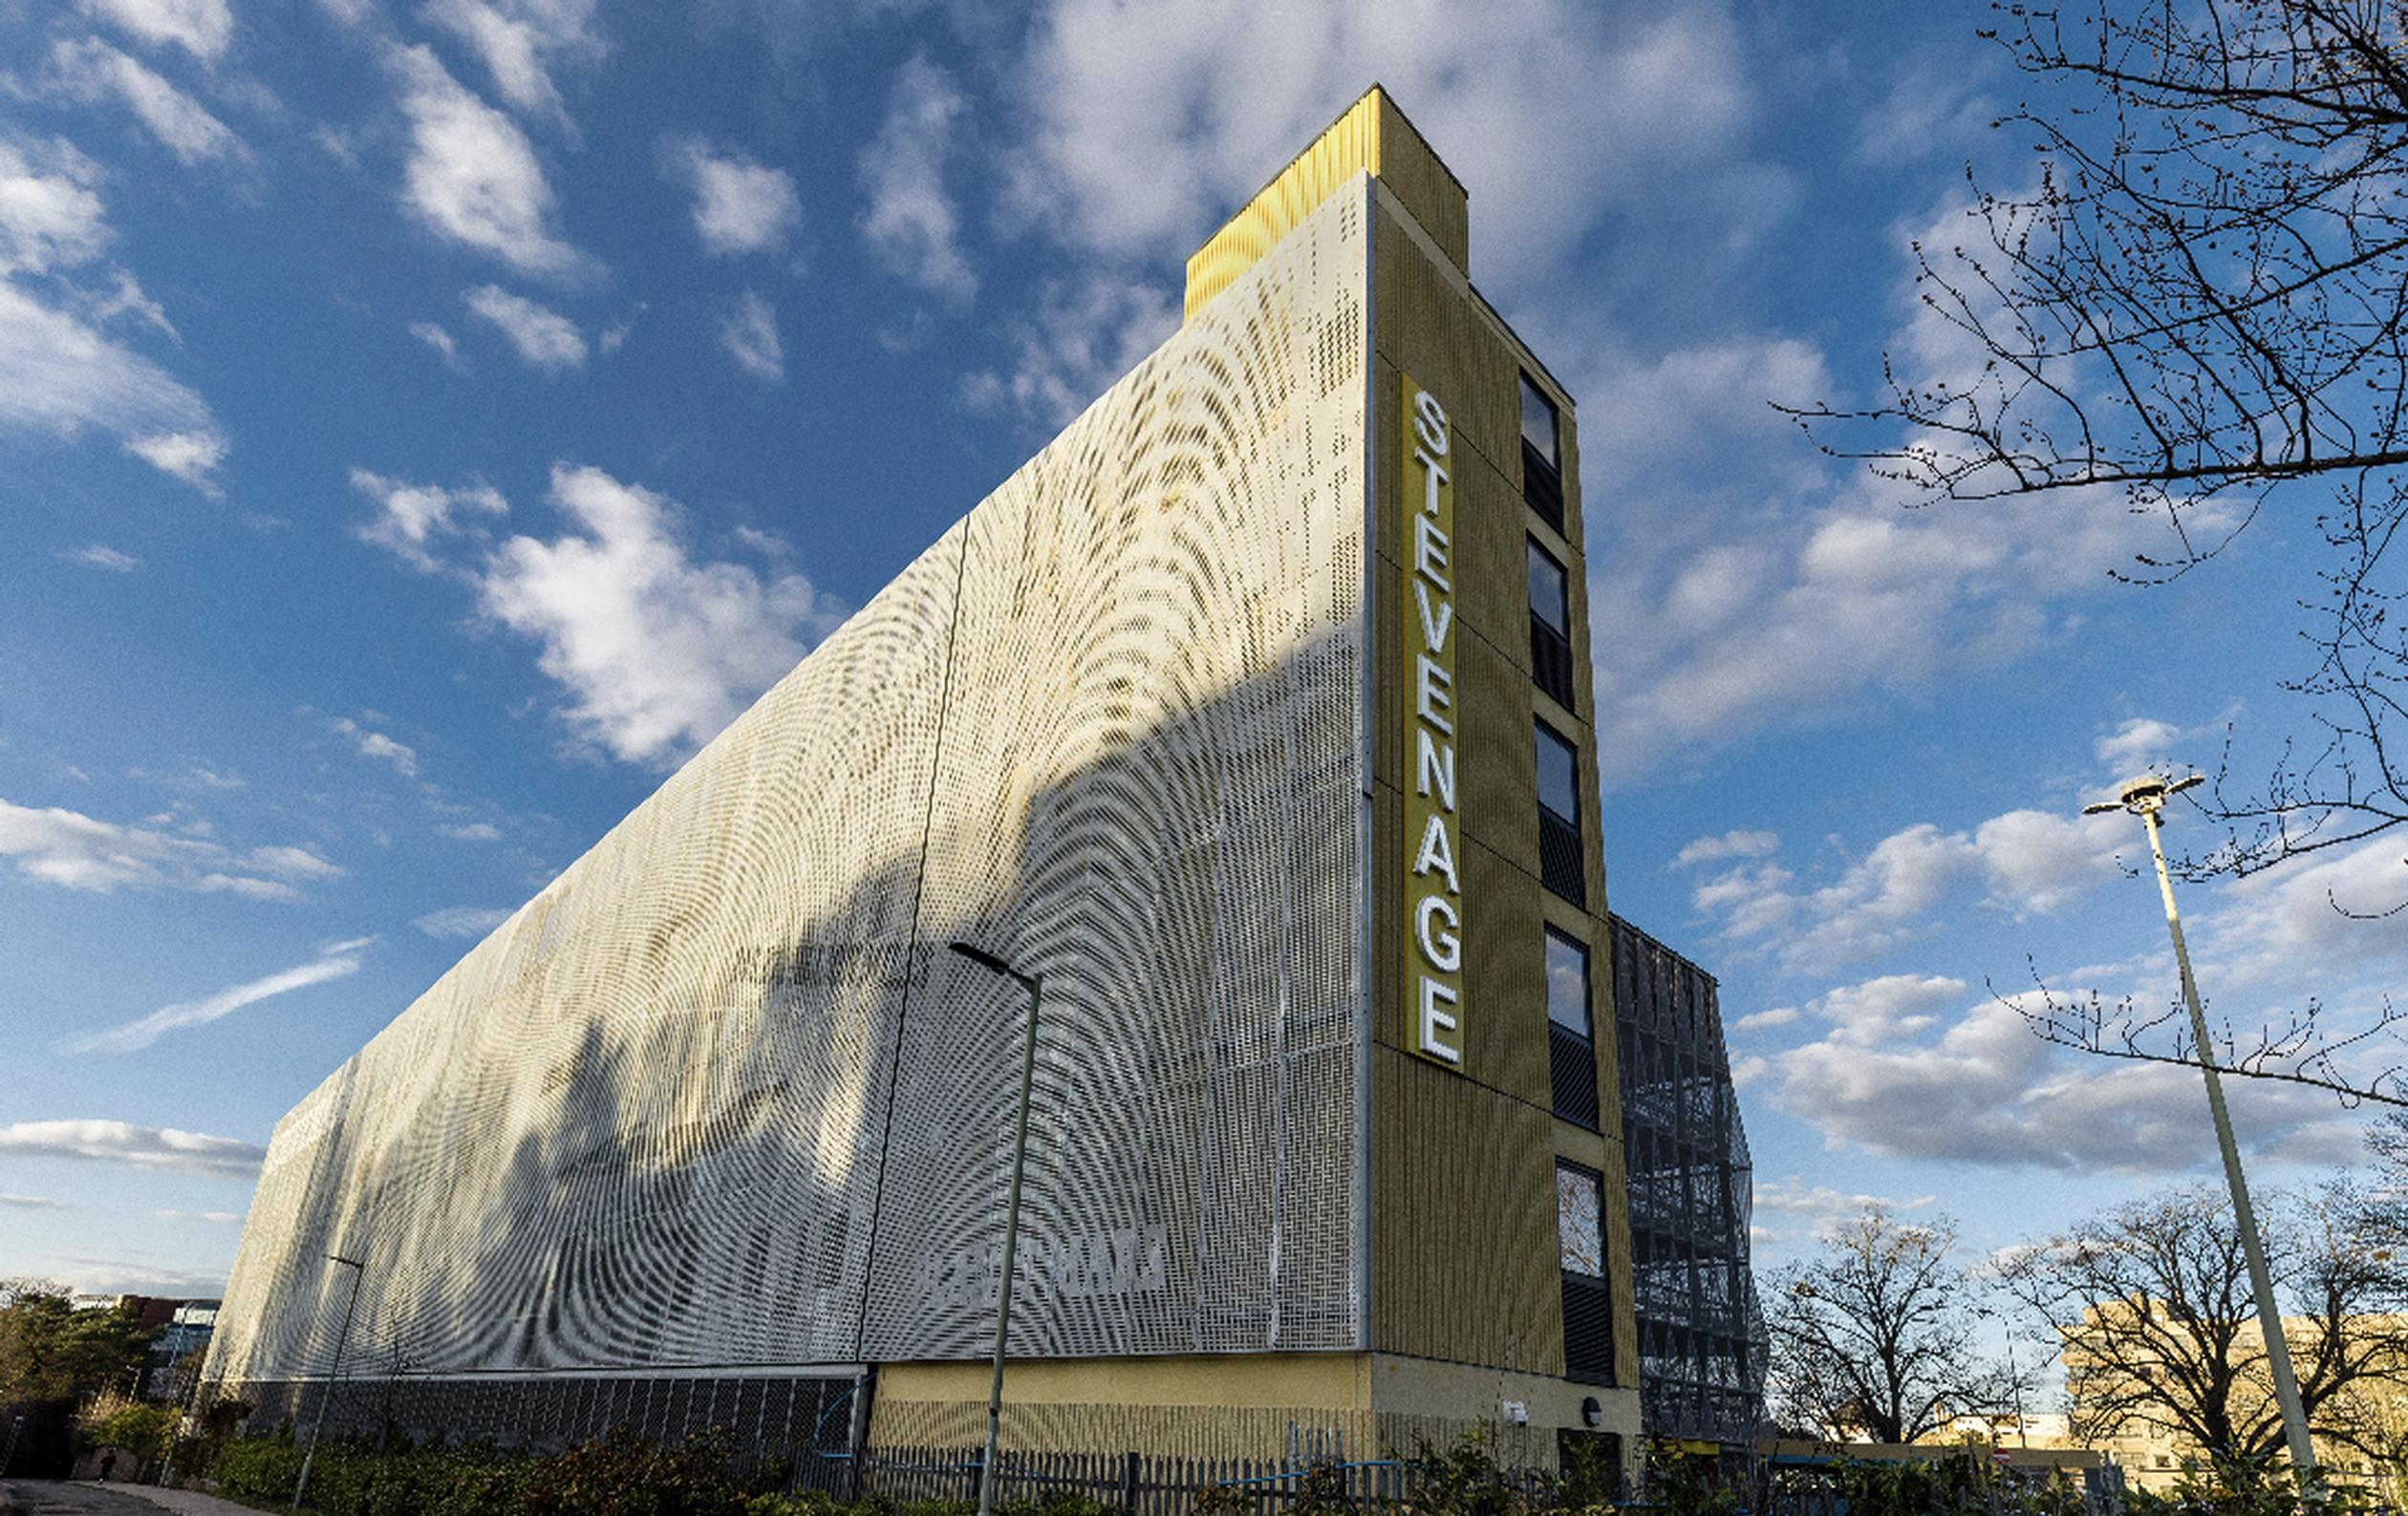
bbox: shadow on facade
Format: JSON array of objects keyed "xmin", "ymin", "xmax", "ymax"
[{"xmin": 210, "ymin": 620, "xmax": 1366, "ymax": 1465}]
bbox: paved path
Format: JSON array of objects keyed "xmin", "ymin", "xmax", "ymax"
[{"xmin": 0, "ymin": 1484, "xmax": 261, "ymax": 1516}]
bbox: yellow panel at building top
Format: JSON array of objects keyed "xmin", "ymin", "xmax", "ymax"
[{"xmin": 1184, "ymin": 85, "xmax": 1469, "ymax": 322}]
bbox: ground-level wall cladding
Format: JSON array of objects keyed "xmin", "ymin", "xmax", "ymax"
[
  {"xmin": 224, "ymin": 1373, "xmax": 860, "ymax": 1465},
  {"xmin": 207, "ymin": 181, "xmax": 1373, "ymax": 1398}
]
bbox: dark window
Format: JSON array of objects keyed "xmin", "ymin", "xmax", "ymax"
[
  {"xmin": 1559, "ymin": 1160, "xmax": 1615, "ymax": 1383},
  {"xmin": 1522, "ymin": 374, "xmax": 1560, "ymax": 470},
  {"xmin": 1545, "ymin": 927, "xmax": 1590, "ymax": 1036},
  {"xmin": 1528, "ymin": 539, "xmax": 1569, "ymax": 633},
  {"xmin": 1536, "ymin": 722, "xmax": 1584, "ymax": 905},
  {"xmin": 1521, "ymin": 374, "xmax": 1564, "ymax": 532},
  {"xmin": 1547, "ymin": 928, "xmax": 1599, "ymax": 1128},
  {"xmin": 1536, "ymin": 722, "xmax": 1579, "ymax": 823},
  {"xmin": 1528, "ymin": 538, "xmax": 1575, "ymax": 707}
]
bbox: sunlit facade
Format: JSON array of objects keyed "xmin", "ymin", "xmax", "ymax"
[{"xmin": 206, "ymin": 88, "xmax": 1644, "ymax": 1473}]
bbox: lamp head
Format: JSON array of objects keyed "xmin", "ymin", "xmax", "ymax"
[
  {"xmin": 948, "ymin": 940, "xmax": 1013, "ymax": 977},
  {"xmin": 2086, "ymin": 773, "xmax": 2204, "ymax": 817}
]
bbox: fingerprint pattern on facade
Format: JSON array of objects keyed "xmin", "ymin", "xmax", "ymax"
[{"xmin": 208, "ymin": 182, "xmax": 1373, "ymax": 1391}]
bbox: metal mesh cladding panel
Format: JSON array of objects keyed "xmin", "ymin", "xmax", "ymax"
[
  {"xmin": 208, "ymin": 183, "xmax": 1370, "ymax": 1386},
  {"xmin": 1607, "ymin": 917, "xmax": 1767, "ymax": 1449}
]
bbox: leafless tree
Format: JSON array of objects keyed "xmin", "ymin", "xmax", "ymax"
[
  {"xmin": 2008, "ymin": 965, "xmax": 2408, "ymax": 1107},
  {"xmin": 1998, "ymin": 1183, "xmax": 2408, "ymax": 1463},
  {"xmin": 1765, "ymin": 1208, "xmax": 2003, "ymax": 1443},
  {"xmin": 1789, "ymin": 0, "xmax": 2408, "ymax": 880}
]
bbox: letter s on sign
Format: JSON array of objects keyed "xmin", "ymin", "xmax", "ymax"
[{"xmin": 1413, "ymin": 390, "xmax": 1449, "ymax": 457}]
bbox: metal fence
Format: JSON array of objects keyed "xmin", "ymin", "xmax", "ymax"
[{"xmin": 814, "ymin": 1445, "xmax": 1485, "ymax": 1516}]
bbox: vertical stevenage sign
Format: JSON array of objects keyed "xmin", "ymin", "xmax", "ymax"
[{"xmin": 1402, "ymin": 374, "xmax": 1462, "ymax": 1068}]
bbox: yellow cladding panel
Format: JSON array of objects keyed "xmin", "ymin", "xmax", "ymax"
[
  {"xmin": 1186, "ymin": 86, "xmax": 1469, "ymax": 322},
  {"xmin": 878, "ymin": 1353, "xmax": 1370, "ymax": 1411}
]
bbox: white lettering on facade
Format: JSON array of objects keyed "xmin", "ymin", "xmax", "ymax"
[{"xmin": 1403, "ymin": 378, "xmax": 1464, "ymax": 1067}]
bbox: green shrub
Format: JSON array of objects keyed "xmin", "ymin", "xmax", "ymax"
[{"xmin": 79, "ymin": 1399, "xmax": 177, "ymax": 1462}]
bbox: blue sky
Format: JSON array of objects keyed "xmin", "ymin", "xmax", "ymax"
[{"xmin": 0, "ymin": 0, "xmax": 2398, "ymax": 1305}]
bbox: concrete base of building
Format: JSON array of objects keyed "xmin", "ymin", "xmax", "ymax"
[
  {"xmin": 214, "ymin": 1353, "xmax": 1644, "ymax": 1478},
  {"xmin": 871, "ymin": 1352, "xmax": 1643, "ymax": 1472},
  {"xmin": 214, "ymin": 1369, "xmax": 862, "ymax": 1459}
]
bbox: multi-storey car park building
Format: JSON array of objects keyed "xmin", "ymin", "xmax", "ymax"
[
  {"xmin": 204, "ymin": 89, "xmax": 1757, "ymax": 1481},
  {"xmin": 1607, "ymin": 921, "xmax": 1767, "ymax": 1470}
]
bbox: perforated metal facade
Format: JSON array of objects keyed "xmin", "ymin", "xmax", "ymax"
[
  {"xmin": 1607, "ymin": 917, "xmax": 1767, "ymax": 1452},
  {"xmin": 207, "ymin": 183, "xmax": 1373, "ymax": 1401}
]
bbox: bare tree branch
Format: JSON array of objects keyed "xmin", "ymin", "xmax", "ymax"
[
  {"xmin": 1789, "ymin": 0, "xmax": 2408, "ymax": 875},
  {"xmin": 1999, "ymin": 959, "xmax": 2408, "ymax": 1107},
  {"xmin": 1998, "ymin": 1184, "xmax": 2408, "ymax": 1464}
]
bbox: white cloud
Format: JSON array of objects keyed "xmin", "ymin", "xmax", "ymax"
[
  {"xmin": 1752, "ymin": 1175, "xmax": 1937, "ymax": 1238},
  {"xmin": 1970, "ymin": 808, "xmax": 2129, "ymax": 914},
  {"xmin": 64, "ymin": 941, "xmax": 365, "ymax": 1054},
  {"xmin": 2202, "ymin": 837, "xmax": 2408, "ymax": 987},
  {"xmin": 124, "ymin": 429, "xmax": 226, "ymax": 492},
  {"xmin": 0, "ymin": 1119, "xmax": 266, "ymax": 1179},
  {"xmin": 47, "ymin": 38, "xmax": 245, "ymax": 166},
  {"xmin": 246, "ymin": 843, "xmax": 343, "ymax": 880},
  {"xmin": 389, "ymin": 44, "xmax": 593, "ymax": 278},
  {"xmin": 0, "ymin": 1192, "xmax": 67, "ymax": 1209},
  {"xmin": 1764, "ymin": 976, "xmax": 2359, "ymax": 1173},
  {"xmin": 860, "ymin": 54, "xmax": 976, "ymax": 303},
  {"xmin": 665, "ymin": 138, "xmax": 800, "ymax": 257},
  {"xmin": 2095, "ymin": 715, "xmax": 2226, "ymax": 779},
  {"xmin": 409, "ymin": 319, "xmax": 462, "ymax": 366},
  {"xmin": 439, "ymin": 821, "xmax": 500, "ymax": 841},
  {"xmin": 193, "ymin": 872, "xmax": 298, "ymax": 902},
  {"xmin": 87, "ymin": 267, "xmax": 173, "ymax": 337},
  {"xmin": 422, "ymin": 0, "xmax": 603, "ymax": 135},
  {"xmin": 414, "ymin": 904, "xmax": 511, "ymax": 937},
  {"xmin": 78, "ymin": 0, "xmax": 234, "ymax": 60},
  {"xmin": 1691, "ymin": 809, "xmax": 2128, "ymax": 971},
  {"xmin": 349, "ymin": 466, "xmax": 507, "ymax": 570},
  {"xmin": 1583, "ymin": 336, "xmax": 1833, "ymax": 481},
  {"xmin": 1851, "ymin": 59, "xmax": 1991, "ymax": 166},
  {"xmin": 1674, "ymin": 829, "xmax": 1779, "ymax": 868},
  {"xmin": 719, "ymin": 289, "xmax": 783, "ymax": 382},
  {"xmin": 1565, "ymin": 182, "xmax": 2248, "ymax": 789},
  {"xmin": 327, "ymin": 715, "xmax": 419, "ymax": 778},
  {"xmin": 476, "ymin": 462, "xmax": 842, "ymax": 763},
  {"xmin": 0, "ymin": 278, "xmax": 226, "ymax": 491},
  {"xmin": 153, "ymin": 1207, "xmax": 244, "ymax": 1224},
  {"xmin": 464, "ymin": 284, "xmax": 586, "ymax": 372},
  {"xmin": 1730, "ymin": 1006, "xmax": 1797, "ymax": 1034},
  {"xmin": 0, "ymin": 799, "xmax": 307, "ymax": 897},
  {"xmin": 1589, "ymin": 471, "xmax": 2164, "ymax": 784},
  {"xmin": 44, "ymin": 1254, "xmax": 231, "ymax": 1295},
  {"xmin": 959, "ymin": 272, "xmax": 1176, "ymax": 430},
  {"xmin": 63, "ymin": 544, "xmax": 140, "ymax": 571},
  {"xmin": 0, "ymin": 138, "xmax": 110, "ymax": 275},
  {"xmin": 1004, "ymin": 1, "xmax": 1766, "ymax": 298}
]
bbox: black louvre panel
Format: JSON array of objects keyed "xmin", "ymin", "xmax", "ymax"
[
  {"xmin": 1562, "ymin": 1270, "xmax": 1617, "ymax": 1384},
  {"xmin": 1539, "ymin": 809, "xmax": 1585, "ymax": 906},
  {"xmin": 1531, "ymin": 616, "xmax": 1576, "ymax": 707},
  {"xmin": 1550, "ymin": 1021, "xmax": 1600, "ymax": 1129},
  {"xmin": 1523, "ymin": 440, "xmax": 1565, "ymax": 532}
]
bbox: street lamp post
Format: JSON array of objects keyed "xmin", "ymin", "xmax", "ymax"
[
  {"xmin": 947, "ymin": 940, "xmax": 1041, "ymax": 1516},
  {"xmin": 157, "ymin": 1359, "xmax": 211, "ymax": 1489},
  {"xmin": 3, "ymin": 1413, "xmax": 25, "ymax": 1478},
  {"xmin": 2084, "ymin": 774, "xmax": 2317, "ymax": 1482},
  {"xmin": 291, "ymin": 1252, "xmax": 366, "ymax": 1515}
]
